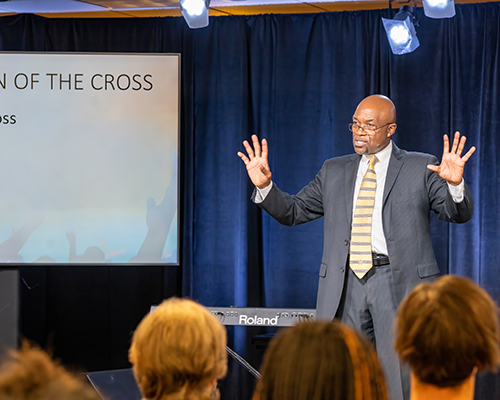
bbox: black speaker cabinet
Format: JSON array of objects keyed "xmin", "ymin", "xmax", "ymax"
[{"xmin": 0, "ymin": 267, "xmax": 19, "ymax": 361}]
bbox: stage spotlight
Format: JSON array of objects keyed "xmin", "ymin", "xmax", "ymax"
[
  {"xmin": 423, "ymin": 0, "xmax": 455, "ymax": 19},
  {"xmin": 382, "ymin": 5, "xmax": 420, "ymax": 55},
  {"xmin": 179, "ymin": 0, "xmax": 210, "ymax": 29}
]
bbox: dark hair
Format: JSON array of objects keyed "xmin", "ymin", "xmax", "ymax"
[
  {"xmin": 253, "ymin": 320, "xmax": 388, "ymax": 400},
  {"xmin": 395, "ymin": 275, "xmax": 500, "ymax": 387}
]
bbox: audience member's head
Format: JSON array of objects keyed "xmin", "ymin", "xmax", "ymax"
[
  {"xmin": 253, "ymin": 320, "xmax": 388, "ymax": 400},
  {"xmin": 0, "ymin": 342, "xmax": 101, "ymax": 400},
  {"xmin": 129, "ymin": 298, "xmax": 227, "ymax": 400},
  {"xmin": 395, "ymin": 275, "xmax": 500, "ymax": 397}
]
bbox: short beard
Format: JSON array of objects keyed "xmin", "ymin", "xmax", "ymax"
[{"xmin": 353, "ymin": 144, "xmax": 369, "ymax": 155}]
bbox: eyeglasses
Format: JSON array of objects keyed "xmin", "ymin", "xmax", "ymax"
[{"xmin": 348, "ymin": 122, "xmax": 395, "ymax": 135}]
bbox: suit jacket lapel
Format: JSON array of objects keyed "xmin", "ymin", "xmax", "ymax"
[
  {"xmin": 383, "ymin": 143, "xmax": 404, "ymax": 205},
  {"xmin": 345, "ymin": 155, "xmax": 361, "ymax": 222}
]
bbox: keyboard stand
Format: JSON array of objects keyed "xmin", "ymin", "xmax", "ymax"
[{"xmin": 225, "ymin": 345, "xmax": 261, "ymax": 379}]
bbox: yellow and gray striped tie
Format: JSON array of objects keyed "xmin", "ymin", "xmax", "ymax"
[{"xmin": 350, "ymin": 155, "xmax": 378, "ymax": 279}]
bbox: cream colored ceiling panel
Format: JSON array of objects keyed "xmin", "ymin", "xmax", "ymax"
[
  {"xmin": 115, "ymin": 7, "xmax": 183, "ymax": 15},
  {"xmin": 0, "ymin": 0, "xmax": 107, "ymax": 13},
  {"xmin": 35, "ymin": 10, "xmax": 134, "ymax": 17},
  {"xmin": 316, "ymin": 1, "xmax": 387, "ymax": 11}
]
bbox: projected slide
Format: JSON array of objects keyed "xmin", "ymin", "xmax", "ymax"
[{"xmin": 0, "ymin": 53, "xmax": 179, "ymax": 264}]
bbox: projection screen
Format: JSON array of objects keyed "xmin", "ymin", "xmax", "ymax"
[{"xmin": 0, "ymin": 53, "xmax": 179, "ymax": 264}]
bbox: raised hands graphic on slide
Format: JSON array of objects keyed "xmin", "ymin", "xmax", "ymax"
[
  {"xmin": 427, "ymin": 132, "xmax": 476, "ymax": 186},
  {"xmin": 237, "ymin": 134, "xmax": 272, "ymax": 189},
  {"xmin": 130, "ymin": 150, "xmax": 178, "ymax": 263}
]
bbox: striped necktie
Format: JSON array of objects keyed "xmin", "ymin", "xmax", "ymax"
[{"xmin": 350, "ymin": 155, "xmax": 378, "ymax": 279}]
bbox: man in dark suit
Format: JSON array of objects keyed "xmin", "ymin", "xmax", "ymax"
[{"xmin": 237, "ymin": 95, "xmax": 475, "ymax": 400}]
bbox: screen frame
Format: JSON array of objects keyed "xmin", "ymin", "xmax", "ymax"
[{"xmin": 0, "ymin": 51, "xmax": 181, "ymax": 267}]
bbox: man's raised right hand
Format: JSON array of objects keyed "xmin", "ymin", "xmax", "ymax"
[{"xmin": 237, "ymin": 134, "xmax": 272, "ymax": 189}]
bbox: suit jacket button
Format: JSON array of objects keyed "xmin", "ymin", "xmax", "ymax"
[
  {"xmin": 344, "ymin": 240, "xmax": 349, "ymax": 246},
  {"xmin": 340, "ymin": 267, "xmax": 345, "ymax": 273}
]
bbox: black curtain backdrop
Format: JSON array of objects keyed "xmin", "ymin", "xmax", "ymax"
[{"xmin": 1, "ymin": 3, "xmax": 500, "ymax": 399}]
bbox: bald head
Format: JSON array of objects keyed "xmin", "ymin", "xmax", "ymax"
[
  {"xmin": 351, "ymin": 95, "xmax": 397, "ymax": 155},
  {"xmin": 355, "ymin": 95, "xmax": 396, "ymax": 123}
]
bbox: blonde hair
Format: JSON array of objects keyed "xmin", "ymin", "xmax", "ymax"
[
  {"xmin": 0, "ymin": 342, "xmax": 101, "ymax": 400},
  {"xmin": 254, "ymin": 320, "xmax": 388, "ymax": 400},
  {"xmin": 129, "ymin": 298, "xmax": 227, "ymax": 400},
  {"xmin": 395, "ymin": 275, "xmax": 500, "ymax": 387}
]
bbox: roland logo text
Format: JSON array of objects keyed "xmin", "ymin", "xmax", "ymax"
[{"xmin": 239, "ymin": 315, "xmax": 278, "ymax": 326}]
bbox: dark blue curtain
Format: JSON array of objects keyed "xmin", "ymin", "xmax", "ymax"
[{"xmin": 1, "ymin": 3, "xmax": 500, "ymax": 399}]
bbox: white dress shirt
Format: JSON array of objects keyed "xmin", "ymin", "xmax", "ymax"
[{"xmin": 254, "ymin": 141, "xmax": 464, "ymax": 256}]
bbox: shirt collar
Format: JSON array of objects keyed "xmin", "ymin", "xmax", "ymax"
[{"xmin": 361, "ymin": 140, "xmax": 393, "ymax": 167}]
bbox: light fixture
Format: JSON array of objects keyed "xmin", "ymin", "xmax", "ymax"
[
  {"xmin": 382, "ymin": 5, "xmax": 420, "ymax": 55},
  {"xmin": 422, "ymin": 0, "xmax": 455, "ymax": 19},
  {"xmin": 179, "ymin": 0, "xmax": 210, "ymax": 29}
]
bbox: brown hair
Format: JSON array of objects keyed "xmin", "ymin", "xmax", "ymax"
[
  {"xmin": 253, "ymin": 320, "xmax": 388, "ymax": 400},
  {"xmin": 395, "ymin": 275, "xmax": 500, "ymax": 387},
  {"xmin": 0, "ymin": 342, "xmax": 101, "ymax": 400},
  {"xmin": 129, "ymin": 297, "xmax": 227, "ymax": 400}
]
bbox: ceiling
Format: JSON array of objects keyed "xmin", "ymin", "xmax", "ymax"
[{"xmin": 0, "ymin": 0, "xmax": 495, "ymax": 18}]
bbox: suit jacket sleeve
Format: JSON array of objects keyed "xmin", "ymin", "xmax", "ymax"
[
  {"xmin": 251, "ymin": 162, "xmax": 327, "ymax": 226},
  {"xmin": 426, "ymin": 155, "xmax": 474, "ymax": 223}
]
